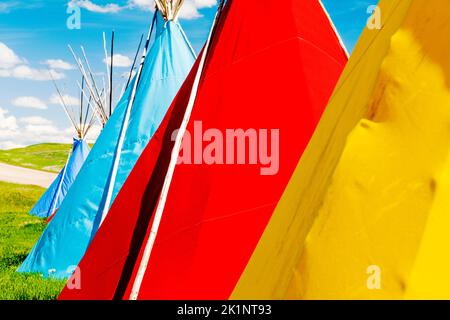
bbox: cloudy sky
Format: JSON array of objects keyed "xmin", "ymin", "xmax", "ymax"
[{"xmin": 0, "ymin": 0, "xmax": 376, "ymax": 149}]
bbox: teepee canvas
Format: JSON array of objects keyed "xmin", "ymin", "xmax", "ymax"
[
  {"xmin": 29, "ymin": 139, "xmax": 90, "ymax": 219},
  {"xmin": 29, "ymin": 79, "xmax": 94, "ymax": 219},
  {"xmin": 231, "ymin": 0, "xmax": 450, "ymax": 299},
  {"xmin": 18, "ymin": 3, "xmax": 196, "ymax": 279},
  {"xmin": 59, "ymin": 0, "xmax": 348, "ymax": 300}
]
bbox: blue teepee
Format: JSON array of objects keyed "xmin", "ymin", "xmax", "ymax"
[
  {"xmin": 29, "ymin": 139, "xmax": 90, "ymax": 219},
  {"xmin": 18, "ymin": 8, "xmax": 196, "ymax": 278}
]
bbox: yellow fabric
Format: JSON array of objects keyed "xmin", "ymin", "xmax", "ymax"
[
  {"xmin": 405, "ymin": 154, "xmax": 450, "ymax": 299},
  {"xmin": 231, "ymin": 0, "xmax": 412, "ymax": 299},
  {"xmin": 233, "ymin": 0, "xmax": 450, "ymax": 299}
]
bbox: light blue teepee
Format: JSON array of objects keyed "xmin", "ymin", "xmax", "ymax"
[
  {"xmin": 29, "ymin": 139, "xmax": 90, "ymax": 219},
  {"xmin": 18, "ymin": 10, "xmax": 196, "ymax": 278}
]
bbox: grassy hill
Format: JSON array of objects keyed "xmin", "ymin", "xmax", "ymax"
[
  {"xmin": 0, "ymin": 181, "xmax": 65, "ymax": 300},
  {"xmin": 0, "ymin": 143, "xmax": 73, "ymax": 173}
]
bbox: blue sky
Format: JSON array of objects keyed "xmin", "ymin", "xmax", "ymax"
[{"xmin": 0, "ymin": 0, "xmax": 377, "ymax": 149}]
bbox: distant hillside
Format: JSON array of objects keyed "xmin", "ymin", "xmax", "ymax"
[{"xmin": 0, "ymin": 144, "xmax": 73, "ymax": 173}]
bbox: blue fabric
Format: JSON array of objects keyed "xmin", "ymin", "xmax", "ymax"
[
  {"xmin": 29, "ymin": 139, "xmax": 90, "ymax": 218},
  {"xmin": 18, "ymin": 16, "xmax": 196, "ymax": 279}
]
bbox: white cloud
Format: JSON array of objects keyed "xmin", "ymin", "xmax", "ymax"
[
  {"xmin": 104, "ymin": 54, "xmax": 133, "ymax": 68},
  {"xmin": 178, "ymin": 2, "xmax": 201, "ymax": 19},
  {"xmin": 1, "ymin": 65, "xmax": 65, "ymax": 81},
  {"xmin": 24, "ymin": 124, "xmax": 60, "ymax": 135},
  {"xmin": 0, "ymin": 124, "xmax": 73, "ymax": 149},
  {"xmin": 92, "ymin": 0, "xmax": 217, "ymax": 19},
  {"xmin": 0, "ymin": 107, "xmax": 20, "ymax": 149},
  {"xmin": 0, "ymin": 109, "xmax": 75, "ymax": 149},
  {"xmin": 42, "ymin": 59, "xmax": 75, "ymax": 70},
  {"xmin": 193, "ymin": 0, "xmax": 217, "ymax": 7},
  {"xmin": 0, "ymin": 141, "xmax": 23, "ymax": 150},
  {"xmin": 19, "ymin": 116, "xmax": 52, "ymax": 126},
  {"xmin": 0, "ymin": 108, "xmax": 100, "ymax": 150},
  {"xmin": 68, "ymin": 0, "xmax": 125, "ymax": 14},
  {"xmin": 128, "ymin": 0, "xmax": 153, "ymax": 11},
  {"xmin": 0, "ymin": 107, "xmax": 18, "ymax": 131},
  {"xmin": 178, "ymin": 0, "xmax": 216, "ymax": 19},
  {"xmin": 0, "ymin": 2, "xmax": 40, "ymax": 14},
  {"xmin": 12, "ymin": 96, "xmax": 48, "ymax": 110},
  {"xmin": 50, "ymin": 93, "xmax": 80, "ymax": 107},
  {"xmin": 0, "ymin": 42, "xmax": 66, "ymax": 81},
  {"xmin": 0, "ymin": 42, "xmax": 23, "ymax": 69}
]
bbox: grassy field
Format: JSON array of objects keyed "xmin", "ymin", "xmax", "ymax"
[
  {"xmin": 0, "ymin": 143, "xmax": 73, "ymax": 173},
  {"xmin": 0, "ymin": 181, "xmax": 65, "ymax": 300}
]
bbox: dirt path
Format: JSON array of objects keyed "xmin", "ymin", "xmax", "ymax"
[{"xmin": 0, "ymin": 162, "xmax": 57, "ymax": 188}]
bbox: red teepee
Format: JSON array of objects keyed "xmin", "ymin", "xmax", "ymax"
[{"xmin": 60, "ymin": 0, "xmax": 347, "ymax": 300}]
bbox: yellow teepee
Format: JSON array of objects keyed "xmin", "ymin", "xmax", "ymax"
[{"xmin": 232, "ymin": 0, "xmax": 450, "ymax": 299}]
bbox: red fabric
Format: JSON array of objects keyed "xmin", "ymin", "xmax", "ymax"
[
  {"xmin": 47, "ymin": 210, "xmax": 57, "ymax": 223},
  {"xmin": 59, "ymin": 58, "xmax": 201, "ymax": 300},
  {"xmin": 60, "ymin": 0, "xmax": 347, "ymax": 300}
]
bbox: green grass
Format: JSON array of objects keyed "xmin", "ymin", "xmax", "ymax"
[
  {"xmin": 0, "ymin": 143, "xmax": 73, "ymax": 173},
  {"xmin": 0, "ymin": 181, "xmax": 65, "ymax": 300}
]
